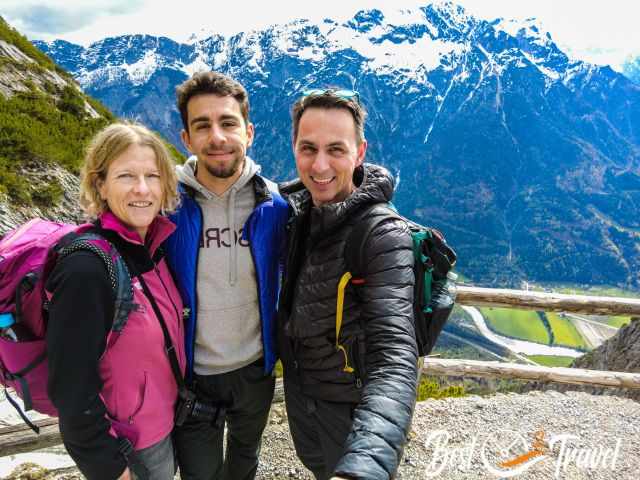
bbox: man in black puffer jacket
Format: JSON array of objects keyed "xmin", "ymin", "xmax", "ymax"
[{"xmin": 278, "ymin": 89, "xmax": 418, "ymax": 480}]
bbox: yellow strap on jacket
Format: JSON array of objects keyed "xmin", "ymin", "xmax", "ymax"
[{"xmin": 336, "ymin": 272, "xmax": 354, "ymax": 373}]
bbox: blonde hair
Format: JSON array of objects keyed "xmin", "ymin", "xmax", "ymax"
[{"xmin": 80, "ymin": 122, "xmax": 180, "ymax": 218}]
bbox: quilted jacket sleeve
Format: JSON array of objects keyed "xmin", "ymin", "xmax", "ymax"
[{"xmin": 334, "ymin": 218, "xmax": 419, "ymax": 479}]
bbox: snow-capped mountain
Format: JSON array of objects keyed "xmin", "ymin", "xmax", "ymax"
[{"xmin": 35, "ymin": 2, "xmax": 640, "ymax": 289}]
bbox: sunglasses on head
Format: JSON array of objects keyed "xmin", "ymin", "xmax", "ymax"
[{"xmin": 301, "ymin": 88, "xmax": 360, "ymax": 103}]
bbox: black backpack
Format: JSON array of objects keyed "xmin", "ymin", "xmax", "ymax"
[{"xmin": 337, "ymin": 204, "xmax": 457, "ymax": 357}]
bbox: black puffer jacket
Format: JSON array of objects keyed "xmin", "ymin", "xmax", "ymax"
[{"xmin": 278, "ymin": 163, "xmax": 419, "ymax": 479}]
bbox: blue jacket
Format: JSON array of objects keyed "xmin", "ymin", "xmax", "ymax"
[{"xmin": 164, "ymin": 175, "xmax": 289, "ymax": 377}]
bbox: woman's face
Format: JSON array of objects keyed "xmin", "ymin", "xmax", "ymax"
[{"xmin": 98, "ymin": 144, "xmax": 163, "ymax": 240}]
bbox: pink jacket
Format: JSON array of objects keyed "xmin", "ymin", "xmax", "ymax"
[{"xmin": 97, "ymin": 212, "xmax": 186, "ymax": 450}]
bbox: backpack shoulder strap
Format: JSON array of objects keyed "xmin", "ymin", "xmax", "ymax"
[
  {"xmin": 334, "ymin": 203, "xmax": 405, "ymax": 373},
  {"xmin": 56, "ymin": 232, "xmax": 135, "ymax": 333}
]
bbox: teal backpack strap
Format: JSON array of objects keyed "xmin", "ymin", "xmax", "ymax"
[
  {"xmin": 412, "ymin": 229, "xmax": 434, "ymax": 312},
  {"xmin": 344, "ymin": 204, "xmax": 458, "ymax": 357}
]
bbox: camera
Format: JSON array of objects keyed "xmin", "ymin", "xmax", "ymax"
[
  {"xmin": 174, "ymin": 388, "xmax": 197, "ymax": 426},
  {"xmin": 175, "ymin": 387, "xmax": 225, "ymax": 427}
]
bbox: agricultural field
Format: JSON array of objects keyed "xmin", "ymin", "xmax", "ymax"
[
  {"xmin": 527, "ymin": 355, "xmax": 576, "ymax": 367},
  {"xmin": 600, "ymin": 316, "xmax": 632, "ymax": 328},
  {"xmin": 480, "ymin": 307, "xmax": 550, "ymax": 344},
  {"xmin": 545, "ymin": 313, "xmax": 589, "ymax": 349}
]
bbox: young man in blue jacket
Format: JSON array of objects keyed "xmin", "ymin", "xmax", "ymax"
[{"xmin": 164, "ymin": 71, "xmax": 288, "ymax": 480}]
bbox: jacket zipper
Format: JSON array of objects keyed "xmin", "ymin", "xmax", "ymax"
[
  {"xmin": 352, "ymin": 337, "xmax": 363, "ymax": 389},
  {"xmin": 193, "ymin": 190, "xmax": 269, "ymax": 374},
  {"xmin": 283, "ymin": 200, "xmax": 304, "ymax": 388},
  {"xmin": 246, "ymin": 212, "xmax": 266, "ymax": 373},
  {"xmin": 154, "ymin": 265, "xmax": 182, "ymax": 330},
  {"xmin": 149, "ymin": 263, "xmax": 183, "ymax": 378},
  {"xmin": 187, "ymin": 199, "xmax": 204, "ymax": 380}
]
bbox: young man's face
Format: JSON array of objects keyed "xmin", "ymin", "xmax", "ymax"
[
  {"xmin": 181, "ymin": 94, "xmax": 254, "ymax": 182},
  {"xmin": 294, "ymin": 107, "xmax": 367, "ymax": 207}
]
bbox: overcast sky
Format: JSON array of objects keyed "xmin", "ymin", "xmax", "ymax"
[{"xmin": 2, "ymin": 0, "xmax": 639, "ymax": 70}]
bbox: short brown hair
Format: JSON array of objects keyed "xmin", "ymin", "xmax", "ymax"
[
  {"xmin": 291, "ymin": 90, "xmax": 367, "ymax": 145},
  {"xmin": 176, "ymin": 71, "xmax": 250, "ymax": 131},
  {"xmin": 80, "ymin": 122, "xmax": 180, "ymax": 218}
]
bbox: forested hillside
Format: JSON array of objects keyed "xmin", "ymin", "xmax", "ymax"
[{"xmin": 0, "ymin": 16, "xmax": 182, "ymax": 216}]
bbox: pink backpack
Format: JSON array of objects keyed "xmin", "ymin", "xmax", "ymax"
[{"xmin": 0, "ymin": 219, "xmax": 134, "ymax": 432}]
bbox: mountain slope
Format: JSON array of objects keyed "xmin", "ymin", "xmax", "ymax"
[
  {"xmin": 0, "ymin": 15, "xmax": 112, "ymax": 215},
  {"xmin": 565, "ymin": 318, "xmax": 640, "ymax": 401},
  {"xmin": 0, "ymin": 17, "xmax": 186, "ymax": 231},
  {"xmin": 34, "ymin": 2, "xmax": 640, "ymax": 289}
]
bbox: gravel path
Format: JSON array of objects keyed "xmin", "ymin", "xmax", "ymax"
[{"xmin": 4, "ymin": 391, "xmax": 639, "ymax": 479}]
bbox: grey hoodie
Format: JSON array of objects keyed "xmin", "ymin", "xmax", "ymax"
[{"xmin": 176, "ymin": 156, "xmax": 263, "ymax": 375}]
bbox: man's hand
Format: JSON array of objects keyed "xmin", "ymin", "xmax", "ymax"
[{"xmin": 117, "ymin": 467, "xmax": 132, "ymax": 480}]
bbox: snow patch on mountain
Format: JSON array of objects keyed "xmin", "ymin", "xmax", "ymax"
[
  {"xmin": 521, "ymin": 51, "xmax": 560, "ymax": 81},
  {"xmin": 377, "ymin": 8, "xmax": 429, "ymax": 28},
  {"xmin": 123, "ymin": 50, "xmax": 160, "ymax": 85},
  {"xmin": 272, "ymin": 24, "xmax": 326, "ymax": 62},
  {"xmin": 368, "ymin": 37, "xmax": 462, "ymax": 74},
  {"xmin": 494, "ymin": 17, "xmax": 552, "ymax": 46},
  {"xmin": 76, "ymin": 65, "xmax": 128, "ymax": 89},
  {"xmin": 182, "ymin": 54, "xmax": 210, "ymax": 77}
]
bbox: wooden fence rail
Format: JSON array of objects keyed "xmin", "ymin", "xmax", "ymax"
[
  {"xmin": 455, "ymin": 285, "xmax": 640, "ymax": 316},
  {"xmin": 421, "ymin": 358, "xmax": 640, "ymax": 389},
  {"xmin": 1, "ymin": 286, "xmax": 639, "ymax": 457}
]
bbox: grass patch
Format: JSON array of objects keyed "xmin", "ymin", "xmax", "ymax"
[
  {"xmin": 603, "ymin": 316, "xmax": 632, "ymax": 328},
  {"xmin": 274, "ymin": 360, "xmax": 283, "ymax": 378},
  {"xmin": 417, "ymin": 376, "xmax": 465, "ymax": 401},
  {"xmin": 481, "ymin": 307, "xmax": 550, "ymax": 344},
  {"xmin": 545, "ymin": 312, "xmax": 589, "ymax": 349},
  {"xmin": 527, "ymin": 355, "xmax": 575, "ymax": 367},
  {"xmin": 555, "ymin": 285, "xmax": 639, "ymax": 298}
]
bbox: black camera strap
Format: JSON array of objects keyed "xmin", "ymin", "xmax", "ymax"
[{"xmin": 137, "ymin": 274, "xmax": 187, "ymax": 395}]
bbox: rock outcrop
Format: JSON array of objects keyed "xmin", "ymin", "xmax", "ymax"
[
  {"xmin": 526, "ymin": 317, "xmax": 640, "ymax": 402},
  {"xmin": 0, "ymin": 163, "xmax": 83, "ymax": 234}
]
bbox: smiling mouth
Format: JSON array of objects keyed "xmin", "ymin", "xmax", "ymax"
[
  {"xmin": 129, "ymin": 201, "xmax": 153, "ymax": 208},
  {"xmin": 311, "ymin": 176, "xmax": 335, "ymax": 185},
  {"xmin": 206, "ymin": 149, "xmax": 234, "ymax": 157}
]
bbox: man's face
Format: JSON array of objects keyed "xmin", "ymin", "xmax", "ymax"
[
  {"xmin": 294, "ymin": 107, "xmax": 366, "ymax": 207},
  {"xmin": 181, "ymin": 94, "xmax": 254, "ymax": 182}
]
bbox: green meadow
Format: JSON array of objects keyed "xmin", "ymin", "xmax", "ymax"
[
  {"xmin": 602, "ymin": 316, "xmax": 632, "ymax": 328},
  {"xmin": 480, "ymin": 308, "xmax": 550, "ymax": 344},
  {"xmin": 545, "ymin": 313, "xmax": 589, "ymax": 349},
  {"xmin": 527, "ymin": 355, "xmax": 576, "ymax": 367}
]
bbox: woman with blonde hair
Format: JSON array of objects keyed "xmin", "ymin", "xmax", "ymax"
[{"xmin": 46, "ymin": 122, "xmax": 185, "ymax": 480}]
